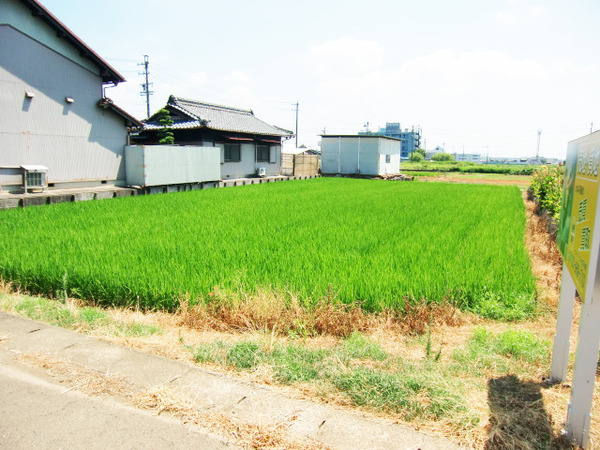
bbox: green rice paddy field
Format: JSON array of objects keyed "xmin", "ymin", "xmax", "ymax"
[{"xmin": 0, "ymin": 178, "xmax": 536, "ymax": 314}]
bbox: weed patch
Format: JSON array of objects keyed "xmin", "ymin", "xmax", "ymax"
[
  {"xmin": 12, "ymin": 296, "xmax": 76, "ymax": 327},
  {"xmin": 340, "ymin": 332, "xmax": 386, "ymax": 361},
  {"xmin": 226, "ymin": 342, "xmax": 261, "ymax": 369},
  {"xmin": 188, "ymin": 334, "xmax": 478, "ymax": 429},
  {"xmin": 453, "ymin": 327, "xmax": 550, "ymax": 376}
]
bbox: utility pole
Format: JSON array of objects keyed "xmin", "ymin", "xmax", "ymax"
[
  {"xmin": 292, "ymin": 101, "xmax": 299, "ymax": 148},
  {"xmin": 536, "ymin": 129, "xmax": 542, "ymax": 163},
  {"xmin": 591, "ymin": 123, "xmax": 594, "ymax": 134},
  {"xmin": 139, "ymin": 55, "xmax": 153, "ymax": 119}
]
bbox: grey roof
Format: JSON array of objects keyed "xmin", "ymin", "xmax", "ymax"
[{"xmin": 144, "ymin": 96, "xmax": 293, "ymax": 137}]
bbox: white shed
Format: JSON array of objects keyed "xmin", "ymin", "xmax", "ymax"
[{"xmin": 321, "ymin": 135, "xmax": 401, "ymax": 176}]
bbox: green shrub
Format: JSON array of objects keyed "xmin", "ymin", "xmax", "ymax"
[
  {"xmin": 431, "ymin": 153, "xmax": 455, "ymax": 162},
  {"xmin": 409, "ymin": 152, "xmax": 424, "ymax": 162},
  {"xmin": 529, "ymin": 165, "xmax": 564, "ymax": 219}
]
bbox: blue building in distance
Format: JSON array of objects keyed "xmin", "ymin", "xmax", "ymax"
[{"xmin": 359, "ymin": 123, "xmax": 421, "ymax": 159}]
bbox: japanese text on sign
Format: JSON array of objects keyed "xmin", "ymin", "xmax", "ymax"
[{"xmin": 558, "ymin": 142, "xmax": 600, "ymax": 301}]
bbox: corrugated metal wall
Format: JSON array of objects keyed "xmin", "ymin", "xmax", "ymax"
[
  {"xmin": 0, "ymin": 23, "xmax": 128, "ymax": 186},
  {"xmin": 321, "ymin": 136, "xmax": 384, "ymax": 175}
]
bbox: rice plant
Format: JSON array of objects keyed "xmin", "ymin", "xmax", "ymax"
[{"xmin": 0, "ymin": 178, "xmax": 535, "ymax": 313}]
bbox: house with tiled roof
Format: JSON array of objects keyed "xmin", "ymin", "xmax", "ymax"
[
  {"xmin": 0, "ymin": 0, "xmax": 142, "ymax": 192},
  {"xmin": 135, "ymin": 96, "xmax": 294, "ymax": 179}
]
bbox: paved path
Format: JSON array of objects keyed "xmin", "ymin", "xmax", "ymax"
[
  {"xmin": 0, "ymin": 312, "xmax": 464, "ymax": 449},
  {"xmin": 0, "ymin": 359, "xmax": 229, "ymax": 449}
]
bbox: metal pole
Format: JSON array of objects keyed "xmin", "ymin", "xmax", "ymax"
[
  {"xmin": 550, "ymin": 264, "xmax": 576, "ymax": 382},
  {"xmin": 138, "ymin": 55, "xmax": 153, "ymax": 119},
  {"xmin": 536, "ymin": 129, "xmax": 542, "ymax": 163},
  {"xmin": 293, "ymin": 101, "xmax": 299, "ymax": 148},
  {"xmin": 567, "ymin": 298, "xmax": 600, "ymax": 447}
]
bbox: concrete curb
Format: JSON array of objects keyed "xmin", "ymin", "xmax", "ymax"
[{"xmin": 0, "ymin": 312, "xmax": 464, "ymax": 449}]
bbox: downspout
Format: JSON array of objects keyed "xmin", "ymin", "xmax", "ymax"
[
  {"xmin": 357, "ymin": 137, "xmax": 361, "ymax": 174},
  {"xmin": 338, "ymin": 136, "xmax": 342, "ymax": 174}
]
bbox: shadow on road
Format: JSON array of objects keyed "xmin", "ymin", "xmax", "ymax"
[{"xmin": 484, "ymin": 375, "xmax": 572, "ymax": 449}]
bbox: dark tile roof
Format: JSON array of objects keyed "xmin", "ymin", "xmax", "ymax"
[{"xmin": 144, "ymin": 96, "xmax": 293, "ymax": 137}]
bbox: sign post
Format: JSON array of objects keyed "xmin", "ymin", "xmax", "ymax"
[{"xmin": 551, "ymin": 130, "xmax": 600, "ymax": 447}]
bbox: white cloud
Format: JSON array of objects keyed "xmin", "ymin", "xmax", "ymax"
[
  {"xmin": 497, "ymin": 11, "xmax": 517, "ymax": 24},
  {"xmin": 530, "ymin": 5, "xmax": 547, "ymax": 15},
  {"xmin": 306, "ymin": 38, "xmax": 384, "ymax": 76},
  {"xmin": 224, "ymin": 69, "xmax": 250, "ymax": 84},
  {"xmin": 497, "ymin": 3, "xmax": 547, "ymax": 24},
  {"xmin": 313, "ymin": 50, "xmax": 549, "ymax": 103},
  {"xmin": 303, "ymin": 48, "xmax": 598, "ymax": 157},
  {"xmin": 223, "ymin": 85, "xmax": 257, "ymax": 109},
  {"xmin": 186, "ymin": 71, "xmax": 208, "ymax": 85}
]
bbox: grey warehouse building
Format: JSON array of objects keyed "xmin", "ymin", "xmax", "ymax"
[{"xmin": 0, "ymin": 0, "xmax": 142, "ymax": 193}]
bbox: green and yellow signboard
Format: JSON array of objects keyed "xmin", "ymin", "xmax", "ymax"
[{"xmin": 558, "ymin": 139, "xmax": 600, "ymax": 301}]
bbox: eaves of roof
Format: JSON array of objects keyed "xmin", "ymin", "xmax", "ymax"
[
  {"xmin": 142, "ymin": 120, "xmax": 201, "ymax": 130},
  {"xmin": 97, "ymin": 98, "xmax": 144, "ymax": 128},
  {"xmin": 19, "ymin": 0, "xmax": 125, "ymax": 84},
  {"xmin": 321, "ymin": 134, "xmax": 402, "ymax": 141}
]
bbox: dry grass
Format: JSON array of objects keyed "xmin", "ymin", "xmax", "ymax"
[
  {"xmin": 522, "ymin": 191, "xmax": 563, "ymax": 309},
  {"xmin": 176, "ymin": 288, "xmax": 466, "ymax": 338},
  {"xmin": 14, "ymin": 353, "xmax": 327, "ymax": 450},
  {"xmin": 133, "ymin": 388, "xmax": 327, "ymax": 450},
  {"xmin": 15, "ymin": 352, "xmax": 135, "ymax": 398}
]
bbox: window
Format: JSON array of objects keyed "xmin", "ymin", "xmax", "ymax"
[
  {"xmin": 256, "ymin": 144, "xmax": 270, "ymax": 162},
  {"xmin": 224, "ymin": 143, "xmax": 241, "ymax": 162},
  {"xmin": 385, "ymin": 154, "xmax": 391, "ymax": 163}
]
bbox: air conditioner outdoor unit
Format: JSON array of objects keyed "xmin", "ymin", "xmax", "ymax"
[
  {"xmin": 256, "ymin": 167, "xmax": 266, "ymax": 177},
  {"xmin": 21, "ymin": 165, "xmax": 48, "ymax": 192}
]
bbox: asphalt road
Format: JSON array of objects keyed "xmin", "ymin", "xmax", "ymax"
[{"xmin": 0, "ymin": 358, "xmax": 231, "ymax": 450}]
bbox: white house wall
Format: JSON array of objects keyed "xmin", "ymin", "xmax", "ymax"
[
  {"xmin": 0, "ymin": 13, "xmax": 129, "ymax": 187},
  {"xmin": 218, "ymin": 143, "xmax": 281, "ymax": 179},
  {"xmin": 377, "ymin": 138, "xmax": 401, "ymax": 175}
]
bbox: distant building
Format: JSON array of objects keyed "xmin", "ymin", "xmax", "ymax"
[
  {"xmin": 359, "ymin": 123, "xmax": 421, "ymax": 159},
  {"xmin": 453, "ymin": 153, "xmax": 481, "ymax": 163},
  {"xmin": 321, "ymin": 135, "xmax": 401, "ymax": 176}
]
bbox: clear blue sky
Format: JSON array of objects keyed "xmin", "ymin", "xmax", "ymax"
[{"xmin": 42, "ymin": 0, "xmax": 599, "ymax": 159}]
